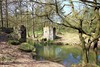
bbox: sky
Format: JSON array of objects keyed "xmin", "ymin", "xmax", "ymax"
[
  {"xmin": 63, "ymin": 0, "xmax": 84, "ymax": 14},
  {"xmin": 54, "ymin": 0, "xmax": 84, "ymax": 23},
  {"xmin": 7, "ymin": 0, "xmax": 84, "ymax": 16}
]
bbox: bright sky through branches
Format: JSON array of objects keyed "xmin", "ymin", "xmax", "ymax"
[{"xmin": 63, "ymin": 0, "xmax": 84, "ymax": 14}]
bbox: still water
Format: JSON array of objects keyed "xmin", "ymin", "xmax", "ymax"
[{"xmin": 33, "ymin": 45, "xmax": 100, "ymax": 67}]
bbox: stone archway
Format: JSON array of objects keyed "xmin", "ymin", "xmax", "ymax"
[{"xmin": 20, "ymin": 25, "xmax": 26, "ymax": 42}]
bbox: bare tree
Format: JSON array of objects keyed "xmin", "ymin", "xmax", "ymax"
[
  {"xmin": 0, "ymin": 0, "xmax": 3, "ymax": 28},
  {"xmin": 5, "ymin": 0, "xmax": 8, "ymax": 27},
  {"xmin": 32, "ymin": 0, "xmax": 100, "ymax": 64}
]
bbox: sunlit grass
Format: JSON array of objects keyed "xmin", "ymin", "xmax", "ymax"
[{"xmin": 56, "ymin": 32, "xmax": 80, "ymax": 44}]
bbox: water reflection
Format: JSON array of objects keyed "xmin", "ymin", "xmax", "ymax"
[
  {"xmin": 62, "ymin": 53, "xmax": 81, "ymax": 66},
  {"xmin": 98, "ymin": 55, "xmax": 100, "ymax": 59},
  {"xmin": 98, "ymin": 55, "xmax": 100, "ymax": 62},
  {"xmin": 34, "ymin": 45, "xmax": 100, "ymax": 67},
  {"xmin": 34, "ymin": 45, "xmax": 81, "ymax": 67}
]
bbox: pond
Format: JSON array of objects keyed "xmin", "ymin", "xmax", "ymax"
[{"xmin": 33, "ymin": 45, "xmax": 100, "ymax": 67}]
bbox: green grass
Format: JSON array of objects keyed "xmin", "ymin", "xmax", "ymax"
[{"xmin": 28, "ymin": 31, "xmax": 42, "ymax": 36}]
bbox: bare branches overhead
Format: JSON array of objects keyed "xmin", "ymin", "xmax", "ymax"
[{"xmin": 32, "ymin": 1, "xmax": 55, "ymax": 5}]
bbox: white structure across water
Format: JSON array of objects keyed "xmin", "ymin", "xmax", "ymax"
[{"xmin": 43, "ymin": 26, "xmax": 56, "ymax": 40}]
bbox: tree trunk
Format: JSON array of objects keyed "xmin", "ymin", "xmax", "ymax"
[
  {"xmin": 82, "ymin": 47, "xmax": 89, "ymax": 63},
  {"xmin": 95, "ymin": 47, "xmax": 98, "ymax": 64},
  {"xmin": 32, "ymin": 2, "xmax": 35, "ymax": 38},
  {"xmin": 5, "ymin": 0, "xmax": 8, "ymax": 28},
  {"xmin": 86, "ymin": 49, "xmax": 89, "ymax": 63},
  {"xmin": 0, "ymin": 0, "xmax": 3, "ymax": 28},
  {"xmin": 79, "ymin": 29, "xmax": 89, "ymax": 63}
]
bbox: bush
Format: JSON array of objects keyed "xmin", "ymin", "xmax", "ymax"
[
  {"xmin": 1, "ymin": 27, "xmax": 13, "ymax": 34},
  {"xmin": 19, "ymin": 43, "xmax": 35, "ymax": 52},
  {"xmin": 8, "ymin": 40, "xmax": 20, "ymax": 45},
  {"xmin": 8, "ymin": 33, "xmax": 20, "ymax": 40},
  {"xmin": 27, "ymin": 38, "xmax": 34, "ymax": 46}
]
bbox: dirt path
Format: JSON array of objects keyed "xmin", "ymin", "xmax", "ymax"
[{"xmin": 0, "ymin": 32, "xmax": 64, "ymax": 67}]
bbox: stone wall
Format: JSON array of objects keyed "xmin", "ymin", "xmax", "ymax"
[{"xmin": 43, "ymin": 26, "xmax": 56, "ymax": 40}]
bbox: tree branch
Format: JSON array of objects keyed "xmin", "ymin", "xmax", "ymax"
[
  {"xmin": 80, "ymin": 0, "xmax": 100, "ymax": 5},
  {"xmin": 32, "ymin": 1, "xmax": 55, "ymax": 5},
  {"xmin": 90, "ymin": 35, "xmax": 100, "ymax": 44}
]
